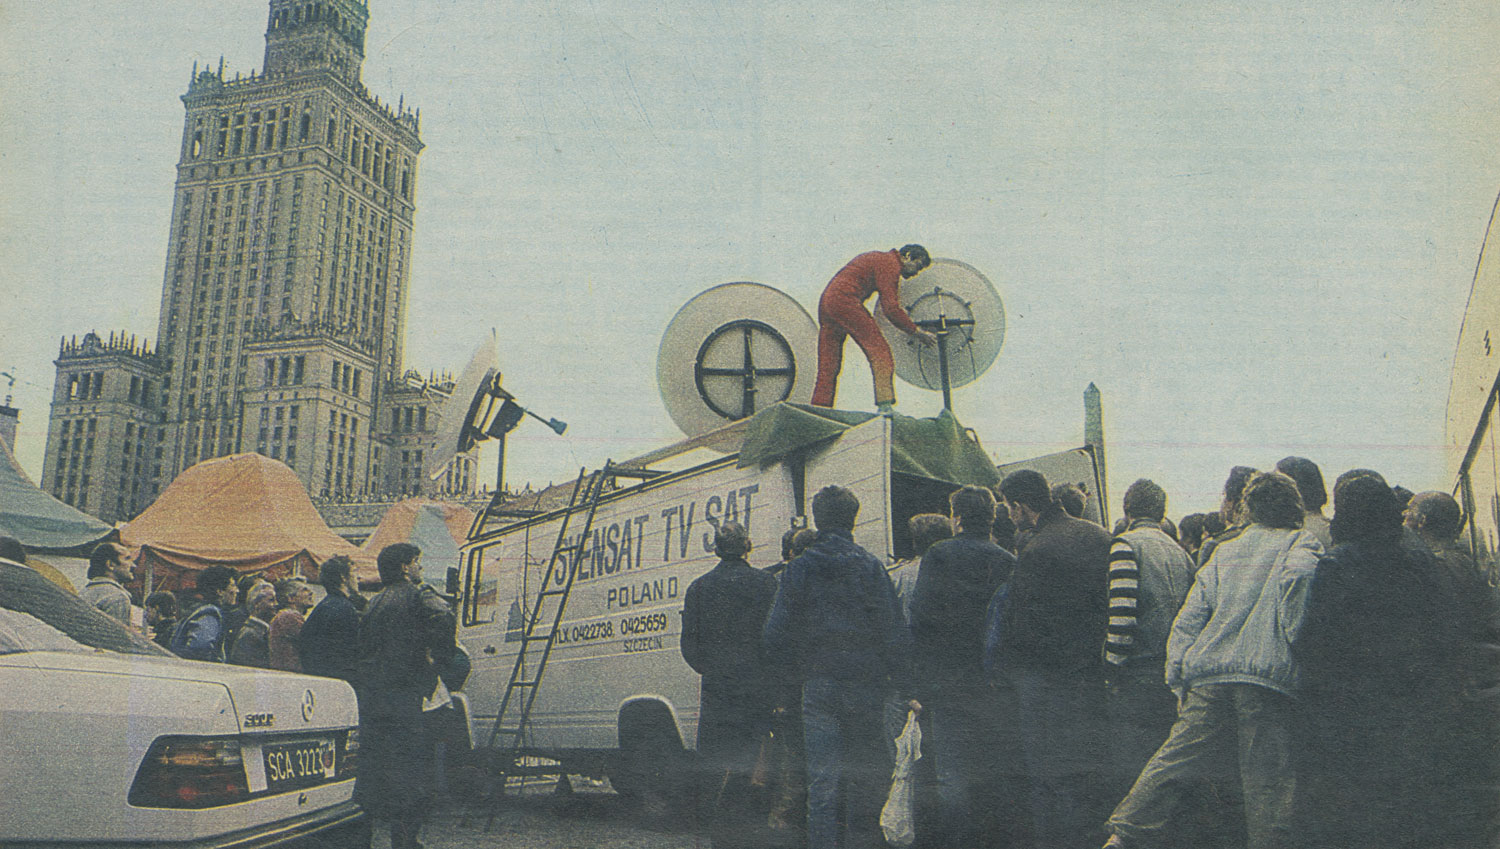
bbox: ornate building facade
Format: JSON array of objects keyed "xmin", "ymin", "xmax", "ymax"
[{"xmin": 42, "ymin": 0, "xmax": 478, "ymax": 523}]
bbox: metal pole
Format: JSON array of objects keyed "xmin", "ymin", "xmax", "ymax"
[
  {"xmin": 937, "ymin": 331, "xmax": 953, "ymax": 411},
  {"xmin": 495, "ymin": 430, "xmax": 507, "ymax": 496}
]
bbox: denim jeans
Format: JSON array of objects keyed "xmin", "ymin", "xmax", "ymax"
[
  {"xmin": 927, "ymin": 683, "xmax": 1029, "ymax": 849},
  {"xmin": 1009, "ymin": 668, "xmax": 1107, "ymax": 849},
  {"xmin": 1107, "ymin": 683, "xmax": 1296, "ymax": 849},
  {"xmin": 1105, "ymin": 671, "xmax": 1179, "ymax": 802},
  {"xmin": 802, "ymin": 676, "xmax": 890, "ymax": 849}
]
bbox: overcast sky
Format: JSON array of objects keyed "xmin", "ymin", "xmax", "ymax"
[{"xmin": 3, "ymin": 0, "xmax": 1499, "ymax": 518}]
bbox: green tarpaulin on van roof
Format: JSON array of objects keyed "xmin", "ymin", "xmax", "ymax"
[{"xmin": 736, "ymin": 402, "xmax": 1000, "ymax": 488}]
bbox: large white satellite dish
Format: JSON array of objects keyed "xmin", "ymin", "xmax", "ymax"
[
  {"xmin": 657, "ymin": 282, "xmax": 818, "ymax": 440},
  {"xmin": 875, "ymin": 258, "xmax": 1005, "ymax": 406},
  {"xmin": 424, "ymin": 331, "xmax": 503, "ymax": 482}
]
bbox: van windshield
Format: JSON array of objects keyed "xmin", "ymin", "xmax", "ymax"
[{"xmin": 0, "ymin": 561, "xmax": 168, "ymax": 657}]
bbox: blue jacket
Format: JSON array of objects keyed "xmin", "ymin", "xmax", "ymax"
[
  {"xmin": 910, "ymin": 530, "xmax": 1014, "ymax": 693},
  {"xmin": 763, "ymin": 528, "xmax": 911, "ymax": 690},
  {"xmin": 170, "ymin": 602, "xmax": 227, "ymax": 662},
  {"xmin": 300, "ymin": 591, "xmax": 361, "ymax": 683}
]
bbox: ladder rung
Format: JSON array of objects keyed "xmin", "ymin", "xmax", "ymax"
[
  {"xmin": 538, "ymin": 588, "xmax": 568, "ymax": 598},
  {"xmin": 522, "ymin": 632, "xmax": 555, "ymax": 642},
  {"xmin": 554, "ymin": 543, "xmax": 582, "ymax": 553},
  {"xmin": 492, "ymin": 727, "xmax": 524, "ymax": 739},
  {"xmin": 511, "ymin": 679, "xmax": 540, "ymax": 688},
  {"xmin": 606, "ymin": 467, "xmax": 665, "ymax": 479}
]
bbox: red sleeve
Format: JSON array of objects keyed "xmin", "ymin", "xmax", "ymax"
[{"xmin": 873, "ymin": 252, "xmax": 921, "ymax": 335}]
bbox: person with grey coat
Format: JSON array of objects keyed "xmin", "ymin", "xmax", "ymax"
[{"xmin": 1105, "ymin": 471, "xmax": 1322, "ymax": 849}]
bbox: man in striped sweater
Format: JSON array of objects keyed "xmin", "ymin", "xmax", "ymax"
[{"xmin": 1104, "ymin": 479, "xmax": 1196, "ymax": 800}]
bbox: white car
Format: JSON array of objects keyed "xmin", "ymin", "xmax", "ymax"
[{"xmin": 0, "ymin": 558, "xmax": 363, "ymax": 847}]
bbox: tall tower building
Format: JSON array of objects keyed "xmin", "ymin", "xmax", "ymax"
[{"xmin": 42, "ymin": 0, "xmax": 478, "ymax": 523}]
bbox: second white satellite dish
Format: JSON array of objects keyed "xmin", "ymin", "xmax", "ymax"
[
  {"xmin": 657, "ymin": 282, "xmax": 818, "ymax": 440},
  {"xmin": 876, "ymin": 258, "xmax": 1005, "ymax": 395}
]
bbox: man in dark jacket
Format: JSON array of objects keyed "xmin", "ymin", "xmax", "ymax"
[
  {"xmin": 355, "ymin": 543, "xmax": 455, "ymax": 849},
  {"xmin": 228, "ymin": 582, "xmax": 277, "ymax": 667},
  {"xmin": 764, "ymin": 485, "xmax": 917, "ymax": 849},
  {"xmin": 911, "ymin": 485, "xmax": 1018, "ymax": 848},
  {"xmin": 682, "ymin": 521, "xmax": 780, "ymax": 848},
  {"xmin": 300, "ymin": 555, "xmax": 361, "ymax": 682},
  {"xmin": 995, "ymin": 469, "xmax": 1111, "ymax": 849}
]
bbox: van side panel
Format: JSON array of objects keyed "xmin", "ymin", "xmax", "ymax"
[
  {"xmin": 803, "ymin": 417, "xmax": 893, "ymax": 561},
  {"xmin": 460, "ymin": 459, "xmax": 798, "ymax": 752}
]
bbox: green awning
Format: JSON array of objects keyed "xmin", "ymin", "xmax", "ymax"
[
  {"xmin": 736, "ymin": 402, "xmax": 1000, "ymax": 488},
  {"xmin": 0, "ymin": 436, "xmax": 114, "ymax": 555}
]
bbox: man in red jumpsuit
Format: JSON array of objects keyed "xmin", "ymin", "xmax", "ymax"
[{"xmin": 811, "ymin": 244, "xmax": 937, "ymax": 412}]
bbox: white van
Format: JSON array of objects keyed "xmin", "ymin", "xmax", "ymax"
[{"xmin": 451, "ymin": 406, "xmax": 1104, "ymax": 806}]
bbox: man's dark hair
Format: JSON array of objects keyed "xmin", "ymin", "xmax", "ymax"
[
  {"xmin": 1224, "ymin": 466, "xmax": 1259, "ymax": 506},
  {"xmin": 1051, "ymin": 483, "xmax": 1086, "ymax": 518},
  {"xmin": 714, "ymin": 521, "xmax": 752, "ymax": 559},
  {"xmin": 145, "ymin": 590, "xmax": 177, "ymax": 616},
  {"xmin": 1392, "ymin": 486, "xmax": 1414, "ymax": 508},
  {"xmin": 197, "ymin": 565, "xmax": 237, "ymax": 600},
  {"xmin": 1275, "ymin": 456, "xmax": 1327, "ymax": 511},
  {"xmin": 999, "ymin": 469, "xmax": 1051, "ymax": 513},
  {"xmin": 1243, "ymin": 472, "xmax": 1305, "ymax": 530},
  {"xmin": 318, "ymin": 554, "xmax": 354, "ymax": 593},
  {"xmin": 1331, "ymin": 476, "xmax": 1404, "ymax": 546},
  {"xmin": 88, "ymin": 543, "xmax": 121, "ymax": 579},
  {"xmin": 0, "ymin": 536, "xmax": 26, "ymax": 565},
  {"xmin": 790, "ymin": 528, "xmax": 818, "ymax": 556},
  {"xmin": 991, "ymin": 502, "xmax": 1017, "ymax": 552},
  {"xmin": 1123, "ymin": 478, "xmax": 1167, "ymax": 521},
  {"xmin": 236, "ymin": 573, "xmax": 262, "ymax": 606},
  {"xmin": 1178, "ymin": 513, "xmax": 1208, "ymax": 550},
  {"xmin": 950, "ymin": 485, "xmax": 996, "ymax": 531},
  {"xmin": 1408, "ymin": 492, "xmax": 1463, "ymax": 541},
  {"xmin": 908, "ymin": 513, "xmax": 954, "ymax": 555},
  {"xmin": 377, "ymin": 542, "xmax": 421, "ymax": 584},
  {"xmin": 811, "ymin": 485, "xmax": 860, "ymax": 532},
  {"xmin": 1333, "ymin": 468, "xmax": 1387, "ymax": 504},
  {"xmin": 1201, "ymin": 512, "xmax": 1226, "ymax": 537},
  {"xmin": 780, "ymin": 527, "xmax": 800, "ymax": 561},
  {"xmin": 899, "ymin": 244, "xmax": 931, "ymax": 268}
]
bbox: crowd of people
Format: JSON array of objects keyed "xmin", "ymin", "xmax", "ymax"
[
  {"xmin": 20, "ymin": 449, "xmax": 1500, "ymax": 849},
  {"xmin": 681, "ymin": 459, "xmax": 1500, "ymax": 849},
  {"xmin": 56, "ymin": 540, "xmax": 460, "ymax": 849}
]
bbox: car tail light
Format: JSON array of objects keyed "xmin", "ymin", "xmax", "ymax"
[
  {"xmin": 339, "ymin": 728, "xmax": 358, "ymax": 780},
  {"xmin": 129, "ymin": 736, "xmax": 249, "ymax": 809}
]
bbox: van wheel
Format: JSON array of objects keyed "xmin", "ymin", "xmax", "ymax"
[{"xmin": 613, "ymin": 701, "xmax": 694, "ymax": 826}]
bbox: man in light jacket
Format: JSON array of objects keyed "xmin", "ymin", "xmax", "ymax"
[{"xmin": 1103, "ymin": 471, "xmax": 1322, "ymax": 849}]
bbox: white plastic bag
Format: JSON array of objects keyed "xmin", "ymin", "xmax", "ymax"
[{"xmin": 880, "ymin": 709, "xmax": 922, "ymax": 847}]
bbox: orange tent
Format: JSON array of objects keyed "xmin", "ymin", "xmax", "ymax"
[
  {"xmin": 359, "ymin": 498, "xmax": 475, "ymax": 588},
  {"xmin": 121, "ymin": 453, "xmax": 371, "ymax": 595}
]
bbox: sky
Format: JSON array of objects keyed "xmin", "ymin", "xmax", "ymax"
[{"xmin": 2, "ymin": 0, "xmax": 1499, "ymax": 519}]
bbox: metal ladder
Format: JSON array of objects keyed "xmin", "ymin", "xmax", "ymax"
[
  {"xmin": 478, "ymin": 460, "xmax": 662, "ymax": 823},
  {"xmin": 485, "ymin": 464, "xmax": 604, "ymax": 754}
]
